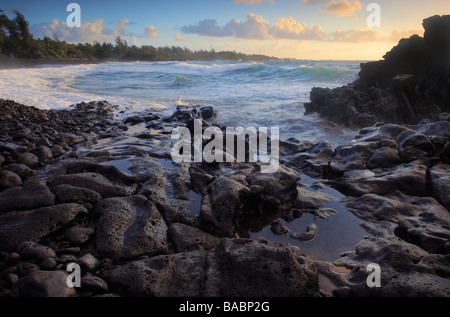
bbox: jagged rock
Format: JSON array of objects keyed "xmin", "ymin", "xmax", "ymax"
[
  {"xmin": 246, "ymin": 169, "xmax": 299, "ymax": 206},
  {"xmin": 285, "ymin": 140, "xmax": 334, "ymax": 177},
  {"xmin": 396, "ymin": 129, "xmax": 435, "ymax": 162},
  {"xmin": 305, "ymin": 15, "xmax": 450, "ymax": 127},
  {"xmin": 270, "ymin": 220, "xmax": 290, "ymax": 236},
  {"xmin": 199, "ymin": 176, "xmax": 251, "ymax": 237},
  {"xmin": 198, "ymin": 106, "xmax": 215, "ymax": 120},
  {"xmin": 204, "ymin": 238, "xmax": 319, "ymax": 297},
  {"xmin": 189, "ymin": 165, "xmax": 215, "ymax": 195},
  {"xmin": 367, "ymin": 145, "xmax": 401, "ymax": 169},
  {"xmin": 398, "ymin": 216, "xmax": 450, "ymax": 254},
  {"xmin": 429, "ymin": 164, "xmax": 450, "ymax": 209}
]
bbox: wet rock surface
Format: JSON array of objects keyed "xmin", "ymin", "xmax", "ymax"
[{"xmin": 0, "ymin": 99, "xmax": 449, "ymax": 298}]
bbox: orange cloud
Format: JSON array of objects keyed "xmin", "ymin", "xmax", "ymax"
[{"xmin": 321, "ymin": 0, "xmax": 363, "ymax": 16}]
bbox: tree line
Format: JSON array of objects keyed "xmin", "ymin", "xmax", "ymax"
[{"xmin": 0, "ymin": 10, "xmax": 276, "ymax": 61}]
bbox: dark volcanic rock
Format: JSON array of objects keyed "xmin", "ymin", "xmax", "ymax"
[
  {"xmin": 0, "ymin": 203, "xmax": 88, "ymax": 252},
  {"xmin": 0, "ymin": 178, "xmax": 55, "ymax": 214},
  {"xmin": 95, "ymin": 195, "xmax": 170, "ymax": 260},
  {"xmin": 199, "ymin": 176, "xmax": 251, "ymax": 237},
  {"xmin": 304, "ymin": 15, "xmax": 450, "ymax": 127},
  {"xmin": 19, "ymin": 270, "xmax": 77, "ymax": 297},
  {"xmin": 429, "ymin": 164, "xmax": 450, "ymax": 209},
  {"xmin": 204, "ymin": 238, "xmax": 319, "ymax": 297},
  {"xmin": 49, "ymin": 172, "xmax": 136, "ymax": 198}
]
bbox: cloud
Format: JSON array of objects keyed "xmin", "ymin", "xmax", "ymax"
[
  {"xmin": 182, "ymin": 13, "xmax": 423, "ymax": 44},
  {"xmin": 233, "ymin": 0, "xmax": 275, "ymax": 4},
  {"xmin": 31, "ymin": 18, "xmax": 160, "ymax": 43},
  {"xmin": 115, "ymin": 19, "xmax": 130, "ymax": 35},
  {"xmin": 31, "ymin": 18, "xmax": 114, "ymax": 43},
  {"xmin": 326, "ymin": 28, "xmax": 424, "ymax": 43},
  {"xmin": 182, "ymin": 14, "xmax": 325, "ymax": 41},
  {"xmin": 174, "ymin": 32, "xmax": 187, "ymax": 42},
  {"xmin": 320, "ymin": 0, "xmax": 363, "ymax": 16},
  {"xmin": 271, "ymin": 16, "xmax": 325, "ymax": 40},
  {"xmin": 328, "ymin": 27, "xmax": 382, "ymax": 42},
  {"xmin": 144, "ymin": 25, "xmax": 158, "ymax": 38},
  {"xmin": 297, "ymin": 0, "xmax": 328, "ymax": 6}
]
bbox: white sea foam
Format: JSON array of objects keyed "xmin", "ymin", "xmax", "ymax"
[
  {"xmin": 0, "ymin": 63, "xmax": 170, "ymax": 112},
  {"xmin": 0, "ymin": 60, "xmax": 360, "ymax": 145}
]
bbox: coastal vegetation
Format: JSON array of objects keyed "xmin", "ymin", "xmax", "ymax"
[{"xmin": 0, "ymin": 10, "xmax": 276, "ymax": 62}]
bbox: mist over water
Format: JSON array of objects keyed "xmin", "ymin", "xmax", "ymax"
[{"xmin": 0, "ymin": 60, "xmax": 362, "ymax": 146}]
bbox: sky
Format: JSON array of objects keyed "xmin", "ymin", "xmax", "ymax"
[{"xmin": 1, "ymin": 0, "xmax": 448, "ymax": 60}]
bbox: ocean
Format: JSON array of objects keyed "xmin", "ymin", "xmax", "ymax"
[{"xmin": 0, "ymin": 59, "xmax": 362, "ymax": 147}]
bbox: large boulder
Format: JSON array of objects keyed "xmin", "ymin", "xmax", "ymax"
[
  {"xmin": 105, "ymin": 250, "xmax": 208, "ymax": 297},
  {"xmin": 0, "ymin": 203, "xmax": 88, "ymax": 252},
  {"xmin": 199, "ymin": 176, "xmax": 251, "ymax": 237},
  {"xmin": 331, "ymin": 159, "xmax": 428, "ymax": 196},
  {"xmin": 429, "ymin": 164, "xmax": 450, "ymax": 210},
  {"xmin": 204, "ymin": 238, "xmax": 319, "ymax": 297},
  {"xmin": 19, "ymin": 271, "xmax": 77, "ymax": 297},
  {"xmin": 95, "ymin": 195, "xmax": 170, "ymax": 260},
  {"xmin": 0, "ymin": 178, "xmax": 55, "ymax": 214}
]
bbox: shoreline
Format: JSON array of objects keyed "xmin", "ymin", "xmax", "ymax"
[{"xmin": 0, "ymin": 56, "xmax": 106, "ymax": 70}]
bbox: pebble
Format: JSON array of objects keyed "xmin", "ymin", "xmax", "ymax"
[
  {"xmin": 77, "ymin": 254, "xmax": 101, "ymax": 273},
  {"xmin": 16, "ymin": 241, "xmax": 57, "ymax": 264},
  {"xmin": 65, "ymin": 227, "xmax": 95, "ymax": 245},
  {"xmin": 6, "ymin": 252, "xmax": 21, "ymax": 265}
]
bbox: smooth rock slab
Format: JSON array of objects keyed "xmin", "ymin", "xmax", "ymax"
[
  {"xmin": 0, "ymin": 203, "xmax": 88, "ymax": 252},
  {"xmin": 95, "ymin": 195, "xmax": 170, "ymax": 260},
  {"xmin": 49, "ymin": 172, "xmax": 136, "ymax": 198},
  {"xmin": 169, "ymin": 223, "xmax": 221, "ymax": 252},
  {"xmin": 330, "ymin": 142, "xmax": 379, "ymax": 173},
  {"xmin": 53, "ymin": 184, "xmax": 102, "ymax": 204},
  {"xmin": 333, "ymin": 160, "xmax": 428, "ymax": 196}
]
